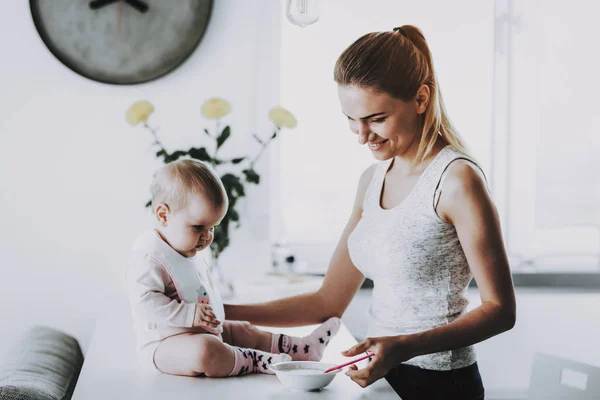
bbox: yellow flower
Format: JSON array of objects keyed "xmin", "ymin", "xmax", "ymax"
[
  {"xmin": 269, "ymin": 106, "xmax": 297, "ymax": 128},
  {"xmin": 126, "ymin": 101, "xmax": 154, "ymax": 126},
  {"xmin": 201, "ymin": 97, "xmax": 232, "ymax": 119}
]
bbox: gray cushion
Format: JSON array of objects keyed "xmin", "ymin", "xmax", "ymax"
[{"xmin": 0, "ymin": 326, "xmax": 84, "ymax": 400}]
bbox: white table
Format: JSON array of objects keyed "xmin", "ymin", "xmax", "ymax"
[{"xmin": 72, "ymin": 295, "xmax": 398, "ymax": 399}]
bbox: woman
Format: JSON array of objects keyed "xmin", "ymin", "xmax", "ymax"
[{"xmin": 225, "ymin": 25, "xmax": 515, "ymax": 399}]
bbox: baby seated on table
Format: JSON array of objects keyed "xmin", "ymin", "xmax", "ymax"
[{"xmin": 126, "ymin": 159, "xmax": 340, "ymax": 377}]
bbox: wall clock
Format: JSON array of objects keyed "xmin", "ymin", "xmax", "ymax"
[{"xmin": 30, "ymin": 0, "xmax": 213, "ymax": 85}]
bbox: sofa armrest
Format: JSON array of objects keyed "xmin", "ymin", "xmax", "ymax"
[{"xmin": 0, "ymin": 326, "xmax": 84, "ymax": 400}]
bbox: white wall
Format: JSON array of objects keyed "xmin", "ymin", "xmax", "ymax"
[{"xmin": 0, "ymin": 0, "xmax": 281, "ymax": 353}]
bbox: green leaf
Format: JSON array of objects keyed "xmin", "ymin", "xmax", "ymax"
[
  {"xmin": 242, "ymin": 169, "xmax": 260, "ymax": 184},
  {"xmin": 231, "ymin": 157, "xmax": 246, "ymax": 164},
  {"xmin": 220, "ymin": 173, "xmax": 245, "ymax": 198},
  {"xmin": 156, "ymin": 149, "xmax": 176, "ymax": 163},
  {"xmin": 271, "ymin": 131, "xmax": 277, "ymax": 140},
  {"xmin": 211, "ymin": 223, "xmax": 230, "ymax": 260},
  {"xmin": 145, "ymin": 199, "xmax": 151, "ymax": 208},
  {"xmin": 168, "ymin": 150, "xmax": 188, "ymax": 162},
  {"xmin": 228, "ymin": 208, "xmax": 240, "ymax": 222},
  {"xmin": 216, "ymin": 126, "xmax": 231, "ymax": 149},
  {"xmin": 188, "ymin": 147, "xmax": 213, "ymax": 163},
  {"xmin": 204, "ymin": 128, "xmax": 211, "ymax": 136}
]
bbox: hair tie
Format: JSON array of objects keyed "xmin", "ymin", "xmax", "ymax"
[{"xmin": 393, "ymin": 27, "xmax": 405, "ymax": 35}]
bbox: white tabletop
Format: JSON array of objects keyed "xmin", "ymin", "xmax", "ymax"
[{"xmin": 72, "ymin": 295, "xmax": 398, "ymax": 399}]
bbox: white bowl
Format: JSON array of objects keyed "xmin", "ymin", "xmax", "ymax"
[{"xmin": 270, "ymin": 361, "xmax": 342, "ymax": 391}]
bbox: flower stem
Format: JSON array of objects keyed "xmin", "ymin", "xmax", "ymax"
[
  {"xmin": 250, "ymin": 128, "xmax": 278, "ymax": 168},
  {"xmin": 213, "ymin": 119, "xmax": 220, "ymax": 166},
  {"xmin": 144, "ymin": 123, "xmax": 167, "ymax": 154}
]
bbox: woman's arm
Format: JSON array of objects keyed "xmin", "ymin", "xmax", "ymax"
[
  {"xmin": 413, "ymin": 160, "xmax": 516, "ymax": 353},
  {"xmin": 224, "ymin": 165, "xmax": 377, "ymax": 327},
  {"xmin": 344, "ymin": 161, "xmax": 516, "ymax": 387}
]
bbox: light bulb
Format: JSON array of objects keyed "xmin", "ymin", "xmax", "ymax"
[{"xmin": 286, "ymin": 0, "xmax": 319, "ymax": 28}]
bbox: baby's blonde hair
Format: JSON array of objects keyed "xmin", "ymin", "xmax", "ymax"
[{"xmin": 151, "ymin": 159, "xmax": 228, "ymax": 213}]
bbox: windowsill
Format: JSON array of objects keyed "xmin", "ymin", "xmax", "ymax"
[
  {"xmin": 284, "ymin": 242, "xmax": 600, "ymax": 290},
  {"xmin": 296, "ymin": 273, "xmax": 600, "ymax": 290},
  {"xmin": 470, "ymin": 272, "xmax": 600, "ymax": 290}
]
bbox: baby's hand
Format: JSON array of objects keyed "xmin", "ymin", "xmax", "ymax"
[{"xmin": 193, "ymin": 303, "xmax": 221, "ymax": 329}]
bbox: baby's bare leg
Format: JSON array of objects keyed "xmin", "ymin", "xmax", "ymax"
[
  {"xmin": 154, "ymin": 331, "xmax": 291, "ymax": 377},
  {"xmin": 222, "ymin": 321, "xmax": 272, "ymax": 351},
  {"xmin": 153, "ymin": 333, "xmax": 234, "ymax": 377}
]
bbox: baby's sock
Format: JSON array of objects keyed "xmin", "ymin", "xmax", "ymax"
[
  {"xmin": 270, "ymin": 317, "xmax": 341, "ymax": 361},
  {"xmin": 228, "ymin": 346, "xmax": 291, "ymax": 376}
]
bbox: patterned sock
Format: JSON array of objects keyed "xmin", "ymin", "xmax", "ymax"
[
  {"xmin": 228, "ymin": 346, "xmax": 291, "ymax": 376},
  {"xmin": 270, "ymin": 317, "xmax": 342, "ymax": 361}
]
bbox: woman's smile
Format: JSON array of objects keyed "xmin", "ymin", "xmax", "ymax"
[{"xmin": 368, "ymin": 139, "xmax": 388, "ymax": 151}]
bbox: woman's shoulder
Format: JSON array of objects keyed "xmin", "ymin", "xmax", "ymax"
[
  {"xmin": 351, "ymin": 162, "xmax": 383, "ymax": 211},
  {"xmin": 359, "ymin": 162, "xmax": 380, "ymax": 184},
  {"xmin": 442, "ymin": 158, "xmax": 487, "ymax": 194},
  {"xmin": 356, "ymin": 162, "xmax": 381, "ymax": 195},
  {"xmin": 436, "ymin": 159, "xmax": 490, "ymax": 222}
]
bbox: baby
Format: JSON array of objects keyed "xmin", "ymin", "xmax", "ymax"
[{"xmin": 126, "ymin": 159, "xmax": 341, "ymax": 376}]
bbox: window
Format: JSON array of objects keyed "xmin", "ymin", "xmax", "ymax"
[
  {"xmin": 492, "ymin": 0, "xmax": 600, "ymax": 273},
  {"xmin": 276, "ymin": 0, "xmax": 600, "ymax": 280}
]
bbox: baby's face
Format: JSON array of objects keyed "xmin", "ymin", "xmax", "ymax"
[{"xmin": 160, "ymin": 193, "xmax": 226, "ymax": 258}]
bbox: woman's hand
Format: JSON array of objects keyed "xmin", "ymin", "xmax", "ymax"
[
  {"xmin": 193, "ymin": 303, "xmax": 221, "ymax": 329},
  {"xmin": 342, "ymin": 335, "xmax": 419, "ymax": 388}
]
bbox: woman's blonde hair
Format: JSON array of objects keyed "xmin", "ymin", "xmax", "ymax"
[
  {"xmin": 334, "ymin": 25, "xmax": 467, "ymax": 162},
  {"xmin": 151, "ymin": 159, "xmax": 228, "ymax": 212}
]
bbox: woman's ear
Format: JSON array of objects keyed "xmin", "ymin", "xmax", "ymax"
[
  {"xmin": 414, "ymin": 84, "xmax": 430, "ymax": 114},
  {"xmin": 155, "ymin": 203, "xmax": 170, "ymax": 227}
]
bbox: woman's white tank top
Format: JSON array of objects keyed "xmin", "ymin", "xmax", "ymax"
[{"xmin": 348, "ymin": 146, "xmax": 484, "ymax": 370}]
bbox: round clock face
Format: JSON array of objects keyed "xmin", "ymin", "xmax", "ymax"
[{"xmin": 30, "ymin": 0, "xmax": 213, "ymax": 85}]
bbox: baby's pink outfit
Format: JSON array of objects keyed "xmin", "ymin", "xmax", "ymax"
[
  {"xmin": 127, "ymin": 230, "xmax": 343, "ymax": 375},
  {"xmin": 126, "ymin": 230, "xmax": 225, "ymax": 371}
]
